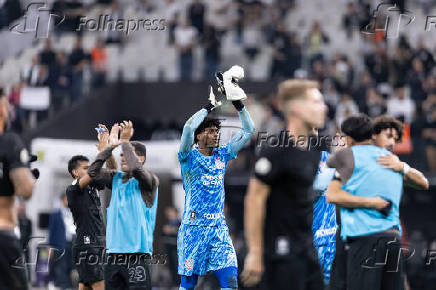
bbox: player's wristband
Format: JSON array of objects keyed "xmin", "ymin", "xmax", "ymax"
[
  {"xmin": 232, "ymin": 100, "xmax": 244, "ymax": 111},
  {"xmin": 402, "ymin": 163, "xmax": 410, "ymax": 175},
  {"xmin": 204, "ymin": 103, "xmax": 214, "ymax": 113}
]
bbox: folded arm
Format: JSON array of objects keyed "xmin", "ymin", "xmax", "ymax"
[{"xmin": 121, "ymin": 142, "xmax": 158, "ymax": 208}]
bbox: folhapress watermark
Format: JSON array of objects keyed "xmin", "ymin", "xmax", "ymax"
[
  {"xmin": 256, "ymin": 131, "xmax": 347, "ymax": 149},
  {"xmin": 9, "ymin": 2, "xmax": 166, "ymax": 38},
  {"xmin": 76, "ymin": 15, "xmax": 166, "ymax": 35}
]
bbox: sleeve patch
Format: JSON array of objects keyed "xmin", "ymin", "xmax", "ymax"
[
  {"xmin": 255, "ymin": 157, "xmax": 272, "ymax": 175},
  {"xmin": 20, "ymin": 149, "xmax": 29, "ymax": 164}
]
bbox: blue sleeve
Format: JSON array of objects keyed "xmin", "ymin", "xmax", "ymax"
[
  {"xmin": 179, "ymin": 109, "xmax": 208, "ymax": 154},
  {"xmin": 228, "ymin": 107, "xmax": 255, "ymax": 158}
]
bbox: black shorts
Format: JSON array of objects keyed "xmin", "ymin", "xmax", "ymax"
[
  {"xmin": 73, "ymin": 245, "xmax": 105, "ymax": 286},
  {"xmin": 264, "ymin": 244, "xmax": 324, "ymax": 290},
  {"xmin": 0, "ymin": 230, "xmax": 28, "ymax": 290},
  {"xmin": 329, "ymin": 234, "xmax": 347, "ymax": 290},
  {"xmin": 104, "ymin": 253, "xmax": 152, "ymax": 290},
  {"xmin": 346, "ymin": 231, "xmax": 404, "ymax": 290}
]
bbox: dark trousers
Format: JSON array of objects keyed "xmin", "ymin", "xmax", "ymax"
[
  {"xmin": 0, "ymin": 230, "xmax": 28, "ymax": 290},
  {"xmin": 346, "ymin": 231, "xmax": 404, "ymax": 290},
  {"xmin": 51, "ymin": 241, "xmax": 74, "ymax": 289},
  {"xmin": 329, "ymin": 235, "xmax": 347, "ymax": 290},
  {"xmin": 264, "ymin": 247, "xmax": 324, "ymax": 290}
]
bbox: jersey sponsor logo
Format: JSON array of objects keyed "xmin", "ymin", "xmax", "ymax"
[
  {"xmin": 203, "ymin": 213, "xmax": 224, "ymax": 219},
  {"xmin": 314, "ymin": 227, "xmax": 337, "ymax": 238},
  {"xmin": 185, "ymin": 258, "xmax": 194, "ymax": 271},
  {"xmin": 255, "ymin": 157, "xmax": 271, "ymax": 175},
  {"xmin": 84, "ymin": 236, "xmax": 90, "ymax": 244},
  {"xmin": 201, "ymin": 174, "xmax": 223, "ymax": 186},
  {"xmin": 215, "ymin": 157, "xmax": 225, "ymax": 169}
]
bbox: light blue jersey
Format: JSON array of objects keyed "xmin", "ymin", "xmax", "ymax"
[
  {"xmin": 312, "ymin": 150, "xmax": 337, "ymax": 284},
  {"xmin": 340, "ymin": 145, "xmax": 403, "ymax": 240},
  {"xmin": 106, "ymin": 171, "xmax": 158, "ymax": 254},
  {"xmin": 178, "ymin": 107, "xmax": 255, "ymax": 227},
  {"xmin": 177, "ymin": 107, "xmax": 254, "ymax": 276}
]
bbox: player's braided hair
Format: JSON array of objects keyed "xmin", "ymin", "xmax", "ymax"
[
  {"xmin": 194, "ymin": 118, "xmax": 221, "ymax": 144},
  {"xmin": 372, "ymin": 115, "xmax": 404, "ymax": 142}
]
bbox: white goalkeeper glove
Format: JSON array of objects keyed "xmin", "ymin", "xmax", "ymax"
[
  {"xmin": 204, "ymin": 86, "xmax": 222, "ymax": 113},
  {"xmin": 216, "ymin": 65, "xmax": 247, "ymax": 101},
  {"xmin": 209, "ymin": 86, "xmax": 222, "ymax": 108}
]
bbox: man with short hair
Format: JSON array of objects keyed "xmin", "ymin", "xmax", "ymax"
[
  {"xmin": 242, "ymin": 79, "xmax": 327, "ymax": 289},
  {"xmin": 66, "ymin": 125, "xmax": 115, "ymax": 290},
  {"xmin": 88, "ymin": 121, "xmax": 159, "ymax": 290},
  {"xmin": 326, "ymin": 114, "xmax": 428, "ymax": 290},
  {"xmin": 0, "ymin": 89, "xmax": 35, "ymax": 290},
  {"xmin": 177, "ymin": 83, "xmax": 254, "ymax": 289}
]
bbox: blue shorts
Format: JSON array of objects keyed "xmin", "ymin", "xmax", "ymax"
[
  {"xmin": 177, "ymin": 224, "xmax": 237, "ymax": 276},
  {"xmin": 315, "ymin": 244, "xmax": 336, "ymax": 284}
]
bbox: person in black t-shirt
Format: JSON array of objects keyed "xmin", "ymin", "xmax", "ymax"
[
  {"xmin": 0, "ymin": 89, "xmax": 35, "ymax": 290},
  {"xmin": 66, "ymin": 125, "xmax": 116, "ymax": 290},
  {"xmin": 242, "ymin": 80, "xmax": 327, "ymax": 290}
]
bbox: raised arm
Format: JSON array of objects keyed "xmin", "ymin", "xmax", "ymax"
[
  {"xmin": 180, "ymin": 87, "xmax": 223, "ymax": 153},
  {"xmin": 87, "ymin": 146, "xmax": 116, "ymax": 189},
  {"xmin": 228, "ymin": 100, "xmax": 255, "ymax": 155},
  {"xmin": 121, "ymin": 141, "xmax": 159, "ymax": 208},
  {"xmin": 96, "ymin": 124, "xmax": 118, "ymax": 170},
  {"xmin": 87, "ymin": 123, "xmax": 120, "ymax": 188},
  {"xmin": 180, "ymin": 108, "xmax": 208, "ymax": 153}
]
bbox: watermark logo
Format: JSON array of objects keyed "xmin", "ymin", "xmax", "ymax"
[
  {"xmin": 77, "ymin": 15, "xmax": 166, "ymax": 35},
  {"xmin": 9, "ymin": 2, "xmax": 64, "ymax": 38},
  {"xmin": 361, "ymin": 1, "xmax": 436, "ymax": 38},
  {"xmin": 12, "ymin": 236, "xmax": 65, "ymax": 272},
  {"xmin": 358, "ymin": 237, "xmax": 436, "ymax": 272},
  {"xmin": 362, "ymin": 3, "xmax": 415, "ymax": 39},
  {"xmin": 256, "ymin": 131, "xmax": 347, "ymax": 149}
]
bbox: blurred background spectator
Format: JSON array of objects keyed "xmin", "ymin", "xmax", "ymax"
[{"xmin": 48, "ymin": 194, "xmax": 76, "ymax": 290}]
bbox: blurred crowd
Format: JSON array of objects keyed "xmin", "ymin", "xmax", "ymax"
[
  {"xmin": 3, "ymin": 0, "xmax": 434, "ymax": 171},
  {"xmin": 162, "ymin": 0, "xmax": 436, "ymax": 173},
  {"xmin": 7, "ymin": 36, "xmax": 108, "ymax": 132}
]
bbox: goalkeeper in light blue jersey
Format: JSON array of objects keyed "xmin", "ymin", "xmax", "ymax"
[{"xmin": 177, "ymin": 66, "xmax": 255, "ymax": 290}]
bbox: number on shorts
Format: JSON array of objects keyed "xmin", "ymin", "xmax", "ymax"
[{"xmin": 128, "ymin": 265, "xmax": 147, "ymax": 283}]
